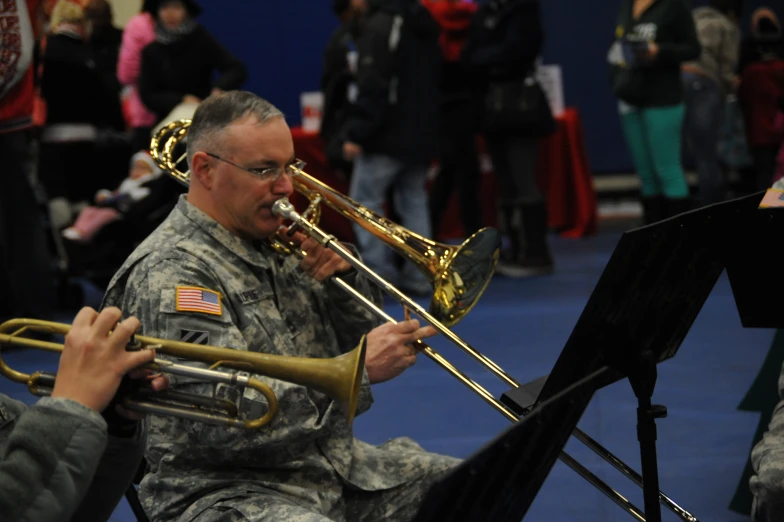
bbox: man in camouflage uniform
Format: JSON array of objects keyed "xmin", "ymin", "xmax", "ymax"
[
  {"xmin": 750, "ymin": 358, "xmax": 784, "ymax": 521},
  {"xmin": 102, "ymin": 91, "xmax": 459, "ymax": 522}
]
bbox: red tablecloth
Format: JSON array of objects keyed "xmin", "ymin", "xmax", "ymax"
[{"xmin": 290, "ymin": 107, "xmax": 597, "ymax": 242}]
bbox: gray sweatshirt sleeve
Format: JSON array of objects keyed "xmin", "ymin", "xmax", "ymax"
[
  {"xmin": 751, "ymin": 365, "xmax": 784, "ymax": 522},
  {"xmin": 0, "ymin": 396, "xmax": 108, "ymax": 522},
  {"xmin": 70, "ymin": 420, "xmax": 147, "ymax": 522}
]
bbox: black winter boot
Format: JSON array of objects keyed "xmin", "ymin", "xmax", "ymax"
[
  {"xmin": 663, "ymin": 197, "xmax": 692, "ymax": 219},
  {"xmin": 496, "ymin": 202, "xmax": 554, "ymax": 278},
  {"xmin": 640, "ymin": 195, "xmax": 665, "ymax": 225},
  {"xmin": 496, "ymin": 204, "xmax": 523, "ymax": 272}
]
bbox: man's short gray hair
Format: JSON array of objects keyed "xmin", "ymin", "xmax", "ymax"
[{"xmin": 186, "ymin": 91, "xmax": 284, "ymax": 167}]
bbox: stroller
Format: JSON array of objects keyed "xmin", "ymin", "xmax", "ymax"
[{"xmin": 52, "ymin": 172, "xmax": 184, "ymax": 302}]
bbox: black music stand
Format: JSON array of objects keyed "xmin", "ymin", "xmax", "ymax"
[
  {"xmin": 412, "ymin": 366, "xmax": 609, "ymax": 522},
  {"xmin": 416, "ymin": 192, "xmax": 781, "ymax": 522}
]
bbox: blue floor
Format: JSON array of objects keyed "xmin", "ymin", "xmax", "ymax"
[{"xmin": 1, "ymin": 225, "xmax": 772, "ymax": 522}]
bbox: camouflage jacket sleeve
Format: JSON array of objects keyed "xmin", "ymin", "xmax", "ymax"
[
  {"xmin": 115, "ymin": 253, "xmax": 367, "ymax": 461},
  {"xmin": 293, "ymin": 244, "xmax": 383, "ymax": 418},
  {"xmin": 316, "ymin": 242, "xmax": 384, "ymax": 341},
  {"xmin": 751, "ymin": 366, "xmax": 784, "ymax": 521}
]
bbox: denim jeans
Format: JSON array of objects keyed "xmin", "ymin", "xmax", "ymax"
[
  {"xmin": 348, "ymin": 153, "xmax": 431, "ymax": 292},
  {"xmin": 683, "ymin": 72, "xmax": 725, "ymax": 205}
]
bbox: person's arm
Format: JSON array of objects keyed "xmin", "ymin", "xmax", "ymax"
[
  {"xmin": 342, "ymin": 13, "xmax": 396, "ymax": 148},
  {"xmin": 202, "ymin": 29, "xmax": 247, "ymax": 93},
  {"xmin": 468, "ymin": 2, "xmax": 542, "ymax": 68},
  {"xmin": 751, "ymin": 364, "xmax": 784, "ymax": 521},
  {"xmin": 321, "ymin": 28, "xmax": 350, "ymax": 93},
  {"xmin": 138, "ymin": 46, "xmax": 183, "ymax": 117},
  {"xmin": 653, "ymin": 1, "xmax": 701, "ymax": 66},
  {"xmin": 0, "ymin": 396, "xmax": 108, "ymax": 522},
  {"xmin": 288, "ymin": 235, "xmax": 435, "ymax": 388},
  {"xmin": 113, "ymin": 255, "xmax": 357, "ymax": 450},
  {"xmin": 719, "ymin": 25, "xmax": 742, "ymax": 92},
  {"xmin": 0, "ymin": 307, "xmax": 158, "ymax": 522},
  {"xmin": 117, "ymin": 14, "xmax": 155, "ymax": 86}
]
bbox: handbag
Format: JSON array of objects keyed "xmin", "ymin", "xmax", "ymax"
[{"xmin": 482, "ymin": 75, "xmax": 556, "ymax": 137}]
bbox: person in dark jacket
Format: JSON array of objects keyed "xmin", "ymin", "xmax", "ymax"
[
  {"xmin": 0, "ymin": 306, "xmax": 167, "ymax": 522},
  {"xmin": 737, "ymin": 8, "xmax": 784, "ymax": 191},
  {"xmin": 38, "ymin": 0, "xmax": 128, "ymax": 209},
  {"xmin": 608, "ymin": 0, "xmax": 701, "ymax": 224},
  {"xmin": 681, "ymin": 0, "xmax": 741, "ymax": 207},
  {"xmin": 463, "ymin": 0, "xmax": 553, "ymax": 278},
  {"xmin": 320, "ymin": 0, "xmax": 366, "ymax": 179},
  {"xmin": 424, "ymin": 0, "xmax": 483, "ymax": 241},
  {"xmin": 138, "ymin": 0, "xmax": 247, "ymax": 124},
  {"xmin": 85, "ymin": 0, "xmax": 123, "ymax": 97},
  {"xmin": 342, "ymin": 0, "xmax": 442, "ymax": 295}
]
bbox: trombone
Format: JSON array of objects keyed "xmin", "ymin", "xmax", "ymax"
[
  {"xmin": 0, "ymin": 319, "xmax": 366, "ymax": 428},
  {"xmin": 152, "ymin": 119, "xmax": 698, "ymax": 522}
]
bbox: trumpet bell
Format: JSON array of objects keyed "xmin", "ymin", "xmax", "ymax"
[{"xmin": 0, "ymin": 319, "xmax": 367, "ymax": 428}]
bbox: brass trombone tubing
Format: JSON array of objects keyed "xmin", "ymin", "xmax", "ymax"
[{"xmin": 274, "ymin": 199, "xmax": 699, "ymax": 522}]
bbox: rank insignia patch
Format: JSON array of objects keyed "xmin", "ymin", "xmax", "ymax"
[{"xmin": 180, "ymin": 329, "xmax": 210, "ymax": 345}]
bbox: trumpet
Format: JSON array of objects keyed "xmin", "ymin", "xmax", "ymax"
[
  {"xmin": 151, "ymin": 119, "xmax": 698, "ymax": 521},
  {"xmin": 0, "ymin": 319, "xmax": 366, "ymax": 428}
]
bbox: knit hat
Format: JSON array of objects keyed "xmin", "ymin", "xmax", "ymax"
[
  {"xmin": 752, "ymin": 8, "xmax": 782, "ymax": 40},
  {"xmin": 144, "ymin": 0, "xmax": 202, "ymax": 17},
  {"xmin": 130, "ymin": 151, "xmax": 163, "ymax": 175}
]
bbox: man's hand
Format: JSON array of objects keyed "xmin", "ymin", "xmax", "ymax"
[
  {"xmin": 291, "ymin": 231, "xmax": 352, "ymax": 281},
  {"xmin": 182, "ymin": 94, "xmax": 202, "ymax": 105},
  {"xmin": 52, "ymin": 307, "xmax": 155, "ymax": 413},
  {"xmin": 114, "ymin": 368, "xmax": 169, "ymax": 421},
  {"xmin": 365, "ymin": 320, "xmax": 437, "ymax": 384},
  {"xmin": 637, "ymin": 41, "xmax": 659, "ymax": 62},
  {"xmin": 343, "ymin": 141, "xmax": 362, "ymax": 161}
]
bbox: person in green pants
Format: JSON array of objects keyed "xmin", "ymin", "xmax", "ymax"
[{"xmin": 608, "ymin": 0, "xmax": 701, "ymax": 224}]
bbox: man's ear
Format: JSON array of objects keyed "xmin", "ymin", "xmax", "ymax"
[{"xmin": 190, "ymin": 152, "xmax": 214, "ymax": 190}]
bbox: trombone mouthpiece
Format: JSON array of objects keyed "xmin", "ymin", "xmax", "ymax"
[{"xmin": 272, "ymin": 198, "xmax": 299, "ymax": 221}]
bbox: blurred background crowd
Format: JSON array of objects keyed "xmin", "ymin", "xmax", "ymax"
[{"xmin": 0, "ymin": 0, "xmax": 782, "ymax": 335}]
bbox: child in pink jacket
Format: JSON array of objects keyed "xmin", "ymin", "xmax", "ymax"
[
  {"xmin": 62, "ymin": 151, "xmax": 163, "ymax": 242},
  {"xmin": 117, "ymin": 3, "xmax": 157, "ymax": 151}
]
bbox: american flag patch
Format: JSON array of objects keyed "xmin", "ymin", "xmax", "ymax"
[
  {"xmin": 175, "ymin": 286, "xmax": 222, "ymax": 316},
  {"xmin": 759, "ymin": 189, "xmax": 784, "ymax": 209}
]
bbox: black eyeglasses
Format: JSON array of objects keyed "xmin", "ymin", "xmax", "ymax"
[{"xmin": 205, "ymin": 152, "xmax": 305, "ymax": 182}]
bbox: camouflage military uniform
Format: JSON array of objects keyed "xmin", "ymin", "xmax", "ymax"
[
  {"xmin": 750, "ymin": 360, "xmax": 784, "ymax": 522},
  {"xmin": 103, "ymin": 196, "xmax": 459, "ymax": 522}
]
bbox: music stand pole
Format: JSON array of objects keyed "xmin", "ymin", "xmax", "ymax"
[{"xmin": 628, "ymin": 348, "xmax": 666, "ymax": 522}]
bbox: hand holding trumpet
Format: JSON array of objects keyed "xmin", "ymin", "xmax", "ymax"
[{"xmin": 52, "ymin": 307, "xmax": 168, "ymax": 417}]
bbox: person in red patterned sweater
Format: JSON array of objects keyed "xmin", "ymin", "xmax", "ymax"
[
  {"xmin": 423, "ymin": 0, "xmax": 483, "ymax": 241},
  {"xmin": 0, "ymin": 0, "xmax": 56, "ymax": 323}
]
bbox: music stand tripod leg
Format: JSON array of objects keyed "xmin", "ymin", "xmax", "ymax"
[{"xmin": 628, "ymin": 348, "xmax": 667, "ymax": 522}]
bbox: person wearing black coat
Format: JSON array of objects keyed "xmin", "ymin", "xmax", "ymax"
[
  {"xmin": 341, "ymin": 0, "xmax": 442, "ymax": 295},
  {"xmin": 463, "ymin": 0, "xmax": 554, "ymax": 278},
  {"xmin": 320, "ymin": 0, "xmax": 365, "ymax": 178},
  {"xmin": 138, "ymin": 0, "xmax": 247, "ymax": 124}
]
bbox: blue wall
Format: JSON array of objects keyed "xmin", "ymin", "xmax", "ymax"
[{"xmin": 195, "ymin": 0, "xmax": 783, "ymax": 174}]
